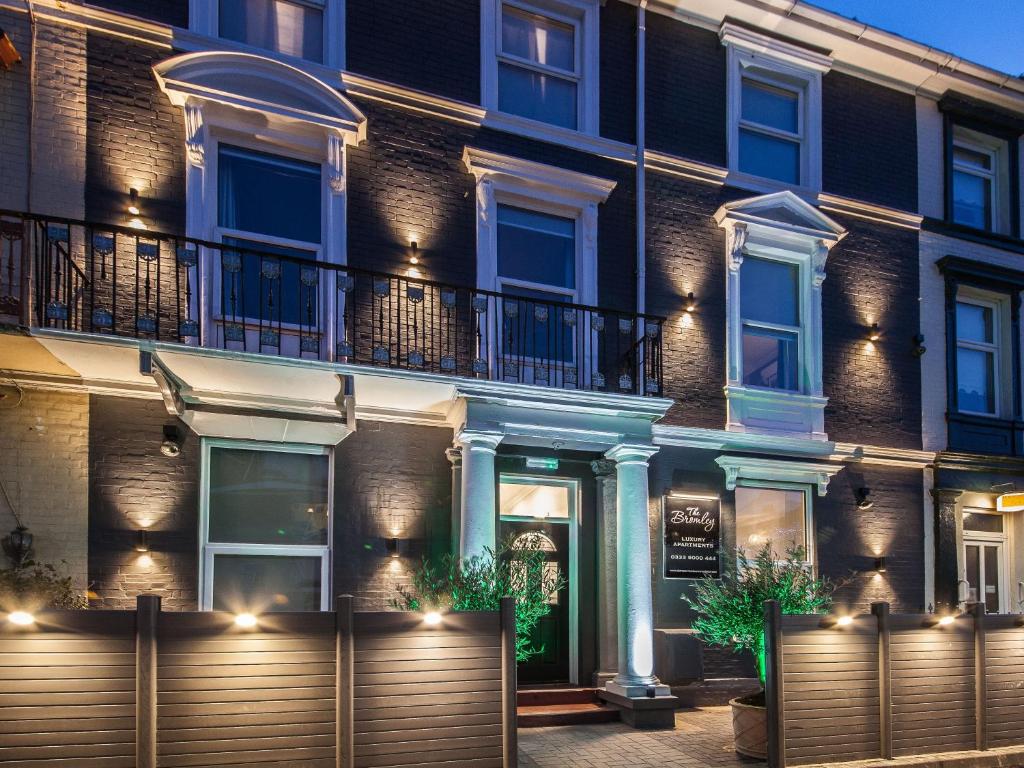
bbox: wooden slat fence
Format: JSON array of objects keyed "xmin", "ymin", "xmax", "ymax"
[
  {"xmin": 764, "ymin": 600, "xmax": 1024, "ymax": 768},
  {"xmin": 0, "ymin": 596, "xmax": 516, "ymax": 768}
]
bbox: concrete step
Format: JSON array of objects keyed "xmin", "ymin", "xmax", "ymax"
[
  {"xmin": 516, "ymin": 687, "xmax": 620, "ymax": 727},
  {"xmin": 517, "ymin": 687, "xmax": 602, "ymax": 707}
]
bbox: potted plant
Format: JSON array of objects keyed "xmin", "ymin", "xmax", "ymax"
[
  {"xmin": 684, "ymin": 542, "xmax": 834, "ymax": 759},
  {"xmin": 394, "ymin": 533, "xmax": 565, "ymax": 662}
]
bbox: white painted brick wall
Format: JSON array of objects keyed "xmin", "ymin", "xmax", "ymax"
[
  {"xmin": 919, "ymin": 230, "xmax": 1024, "ymax": 453},
  {"xmin": 0, "ymin": 9, "xmax": 86, "ymax": 218},
  {"xmin": 0, "ymin": 385, "xmax": 88, "ymax": 589}
]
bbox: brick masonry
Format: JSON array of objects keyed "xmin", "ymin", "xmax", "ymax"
[
  {"xmin": 0, "ymin": 386, "xmax": 89, "ymax": 589},
  {"xmin": 88, "ymin": 395, "xmax": 199, "ymax": 610}
]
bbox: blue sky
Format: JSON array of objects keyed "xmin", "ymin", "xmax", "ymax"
[{"xmin": 808, "ymin": 1, "xmax": 1024, "ymax": 76}]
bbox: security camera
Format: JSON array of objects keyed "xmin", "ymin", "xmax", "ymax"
[{"xmin": 160, "ymin": 425, "xmax": 181, "ymax": 458}]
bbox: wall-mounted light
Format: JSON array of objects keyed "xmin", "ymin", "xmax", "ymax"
[
  {"xmin": 0, "ymin": 28, "xmax": 22, "ymax": 70},
  {"xmin": 128, "ymin": 188, "xmax": 141, "ymax": 216},
  {"xmin": 874, "ymin": 556, "xmax": 887, "ymax": 574},
  {"xmin": 134, "ymin": 530, "xmax": 150, "ymax": 553},
  {"xmin": 912, "ymin": 334, "xmax": 926, "ymax": 357},
  {"xmin": 8, "ymin": 610, "xmax": 34, "ymax": 626},
  {"xmin": 385, "ymin": 536, "xmax": 400, "ymax": 559},
  {"xmin": 234, "ymin": 612, "xmax": 258, "ymax": 629},
  {"xmin": 1, "ymin": 525, "xmax": 33, "ymax": 568},
  {"xmin": 160, "ymin": 425, "xmax": 181, "ymax": 458},
  {"xmin": 855, "ymin": 487, "xmax": 873, "ymax": 511},
  {"xmin": 409, "ymin": 240, "xmax": 419, "ymax": 266},
  {"xmin": 684, "ymin": 292, "xmax": 697, "ymax": 313},
  {"xmin": 868, "ymin": 323, "xmax": 881, "ymax": 342}
]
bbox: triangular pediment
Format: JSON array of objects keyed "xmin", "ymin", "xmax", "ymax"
[{"xmin": 714, "ymin": 190, "xmax": 847, "ymax": 242}]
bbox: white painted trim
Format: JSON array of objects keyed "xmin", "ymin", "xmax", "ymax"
[
  {"xmin": 716, "ymin": 454, "xmax": 843, "ymax": 497},
  {"xmin": 189, "ymin": 0, "xmax": 345, "ymax": 70},
  {"xmin": 481, "ymin": 0, "xmax": 600, "ymax": 136},
  {"xmin": 198, "ymin": 437, "xmax": 333, "ymax": 612},
  {"xmin": 719, "ymin": 21, "xmax": 833, "ymax": 74},
  {"xmin": 817, "ymin": 193, "xmax": 923, "ymax": 230},
  {"xmin": 644, "ymin": 149, "xmax": 729, "ymax": 186}
]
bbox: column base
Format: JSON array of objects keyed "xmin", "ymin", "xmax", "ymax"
[
  {"xmin": 591, "ymin": 670, "xmax": 617, "ymax": 687},
  {"xmin": 605, "ymin": 679, "xmax": 672, "ymax": 699},
  {"xmin": 598, "ymin": 687, "xmax": 679, "ymax": 729}
]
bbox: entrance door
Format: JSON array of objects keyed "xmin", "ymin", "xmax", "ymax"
[
  {"xmin": 499, "ymin": 476, "xmax": 577, "ymax": 684},
  {"xmin": 962, "ymin": 509, "xmax": 1007, "ymax": 613}
]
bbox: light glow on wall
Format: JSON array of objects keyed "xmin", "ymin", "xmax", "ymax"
[{"xmin": 8, "ymin": 611, "xmax": 35, "ymax": 626}]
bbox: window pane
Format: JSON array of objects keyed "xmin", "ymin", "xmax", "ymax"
[
  {"xmin": 965, "ymin": 544, "xmax": 980, "ymax": 603},
  {"xmin": 741, "ymin": 79, "xmax": 798, "ymax": 133},
  {"xmin": 221, "ymin": 237, "xmax": 318, "ymax": 326},
  {"xmin": 954, "ymin": 145, "xmax": 992, "ymax": 172},
  {"xmin": 735, "ymin": 487, "xmax": 806, "ymax": 562},
  {"xmin": 500, "ymin": 481, "xmax": 571, "ymax": 520},
  {"xmin": 209, "ymin": 447, "xmax": 329, "ymax": 545},
  {"xmin": 219, "ymin": 0, "xmax": 323, "ymax": 62},
  {"xmin": 984, "ymin": 545, "xmax": 1000, "ymax": 613},
  {"xmin": 963, "ymin": 512, "xmax": 1003, "ymax": 533},
  {"xmin": 218, "ymin": 145, "xmax": 321, "ymax": 244},
  {"xmin": 212, "ymin": 554, "xmax": 322, "ymax": 612},
  {"xmin": 952, "ymin": 169, "xmax": 991, "ymax": 229},
  {"xmin": 498, "ymin": 62, "xmax": 577, "ymax": 129},
  {"xmin": 957, "ymin": 347, "xmax": 995, "ymax": 413},
  {"xmin": 956, "ymin": 302, "xmax": 994, "ymax": 345},
  {"xmin": 498, "ymin": 205, "xmax": 575, "ymax": 288},
  {"xmin": 742, "ymin": 326, "xmax": 798, "ymax": 390},
  {"xmin": 501, "ymin": 286, "xmax": 574, "ymax": 363},
  {"xmin": 738, "ymin": 128, "xmax": 800, "ymax": 184},
  {"xmin": 741, "ymin": 257, "xmax": 798, "ymax": 326},
  {"xmin": 502, "ymin": 6, "xmax": 574, "ymax": 72}
]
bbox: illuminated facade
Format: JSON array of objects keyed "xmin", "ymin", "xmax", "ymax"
[{"xmin": 0, "ymin": 0, "xmax": 1022, "ymax": 720}]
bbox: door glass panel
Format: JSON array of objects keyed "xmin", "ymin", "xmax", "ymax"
[
  {"xmin": 212, "ymin": 553, "xmax": 322, "ymax": 612},
  {"xmin": 963, "ymin": 512, "xmax": 1003, "ymax": 533},
  {"xmin": 208, "ymin": 447, "xmax": 329, "ymax": 545},
  {"xmin": 984, "ymin": 545, "xmax": 1001, "ymax": 613},
  {"xmin": 965, "ymin": 544, "xmax": 980, "ymax": 604},
  {"xmin": 500, "ymin": 481, "xmax": 571, "ymax": 520}
]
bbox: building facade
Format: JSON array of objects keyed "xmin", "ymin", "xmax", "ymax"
[{"xmin": 1, "ymin": 0, "xmax": 1023, "ymax": 710}]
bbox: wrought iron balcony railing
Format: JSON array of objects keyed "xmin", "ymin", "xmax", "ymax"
[{"xmin": 0, "ymin": 210, "xmax": 664, "ymax": 397}]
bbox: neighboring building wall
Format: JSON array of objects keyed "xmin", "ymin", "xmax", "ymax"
[
  {"xmin": 0, "ymin": 9, "xmax": 87, "ymax": 218},
  {"xmin": 88, "ymin": 395, "xmax": 199, "ymax": 610},
  {"xmin": 0, "ymin": 386, "xmax": 89, "ymax": 589},
  {"xmin": 333, "ymin": 420, "xmax": 453, "ymax": 611},
  {"xmin": 88, "ymin": 0, "xmax": 188, "ymax": 26}
]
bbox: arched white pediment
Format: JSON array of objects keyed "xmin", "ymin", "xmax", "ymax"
[{"xmin": 154, "ymin": 51, "xmax": 366, "ymax": 141}]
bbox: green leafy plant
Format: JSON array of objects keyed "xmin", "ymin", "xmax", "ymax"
[
  {"xmin": 683, "ymin": 542, "xmax": 834, "ymax": 689},
  {"xmin": 394, "ymin": 533, "xmax": 565, "ymax": 662},
  {"xmin": 0, "ymin": 560, "xmax": 88, "ymax": 612}
]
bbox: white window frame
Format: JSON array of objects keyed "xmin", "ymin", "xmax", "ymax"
[
  {"xmin": 961, "ymin": 508, "xmax": 1008, "ymax": 613},
  {"xmin": 721, "ymin": 22, "xmax": 830, "ymax": 194},
  {"xmin": 954, "ymin": 290, "xmax": 1003, "ymax": 417},
  {"xmin": 199, "ymin": 438, "xmax": 333, "ymax": 612},
  {"xmin": 738, "ymin": 254, "xmax": 803, "ymax": 392},
  {"xmin": 481, "ymin": 0, "xmax": 600, "ymax": 137},
  {"xmin": 951, "ymin": 126, "xmax": 1010, "ymax": 234},
  {"xmin": 190, "ymin": 0, "xmax": 345, "ymax": 69},
  {"xmin": 734, "ymin": 480, "xmax": 815, "ymax": 567}
]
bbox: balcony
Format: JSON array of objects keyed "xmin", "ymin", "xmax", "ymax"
[{"xmin": 0, "ymin": 211, "xmax": 664, "ymax": 398}]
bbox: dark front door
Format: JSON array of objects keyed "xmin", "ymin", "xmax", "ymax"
[{"xmin": 500, "ymin": 518, "xmax": 571, "ymax": 684}]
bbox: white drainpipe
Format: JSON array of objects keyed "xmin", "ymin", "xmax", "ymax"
[{"xmin": 635, "ymin": 0, "xmax": 647, "ymax": 317}]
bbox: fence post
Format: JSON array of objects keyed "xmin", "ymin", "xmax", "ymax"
[
  {"xmin": 764, "ymin": 600, "xmax": 785, "ymax": 768},
  {"xmin": 337, "ymin": 595, "xmax": 354, "ymax": 768},
  {"xmin": 136, "ymin": 594, "xmax": 160, "ymax": 768},
  {"xmin": 969, "ymin": 602, "xmax": 987, "ymax": 751},
  {"xmin": 872, "ymin": 602, "xmax": 893, "ymax": 760},
  {"xmin": 500, "ymin": 596, "xmax": 517, "ymax": 768}
]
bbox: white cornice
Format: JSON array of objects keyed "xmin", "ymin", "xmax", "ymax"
[
  {"xmin": 644, "ymin": 149, "xmax": 728, "ymax": 186},
  {"xmin": 715, "ymin": 455, "xmax": 844, "ymax": 496},
  {"xmin": 719, "ymin": 21, "xmax": 833, "ymax": 74},
  {"xmin": 462, "ymin": 146, "xmax": 618, "ymax": 203},
  {"xmin": 817, "ymin": 193, "xmax": 923, "ymax": 231}
]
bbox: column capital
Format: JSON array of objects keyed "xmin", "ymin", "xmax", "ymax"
[
  {"xmin": 605, "ymin": 443, "xmax": 659, "ymax": 465},
  {"xmin": 931, "ymin": 488, "xmax": 964, "ymax": 505},
  {"xmin": 591, "ymin": 458, "xmax": 616, "ymax": 477},
  {"xmin": 445, "ymin": 446, "xmax": 463, "ymax": 467},
  {"xmin": 455, "ymin": 429, "xmax": 503, "ymax": 452}
]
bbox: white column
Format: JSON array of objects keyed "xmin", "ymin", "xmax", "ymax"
[
  {"xmin": 456, "ymin": 430, "xmax": 503, "ymax": 561},
  {"xmin": 605, "ymin": 443, "xmax": 670, "ymax": 698}
]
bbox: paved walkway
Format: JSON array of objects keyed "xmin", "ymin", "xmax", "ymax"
[{"xmin": 519, "ymin": 706, "xmax": 761, "ymax": 768}]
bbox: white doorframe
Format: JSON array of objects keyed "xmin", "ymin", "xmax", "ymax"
[{"xmin": 962, "ymin": 508, "xmax": 1008, "ymax": 613}]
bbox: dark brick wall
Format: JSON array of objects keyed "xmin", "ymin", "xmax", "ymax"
[
  {"xmin": 817, "ymin": 464, "xmax": 926, "ymax": 614},
  {"xmin": 87, "ymin": 0, "xmax": 187, "ymax": 27},
  {"xmin": 333, "ymin": 420, "xmax": 453, "ymax": 611},
  {"xmin": 346, "ymin": 0, "xmax": 480, "ymax": 104},
  {"xmin": 85, "ymin": 31, "xmax": 186, "ymax": 234},
  {"xmin": 346, "ymin": 99, "xmax": 638, "ymax": 312},
  {"xmin": 822, "ymin": 216, "xmax": 922, "ymax": 449},
  {"xmin": 599, "ymin": 0, "xmax": 636, "ymax": 145},
  {"xmin": 88, "ymin": 395, "xmax": 199, "ymax": 610},
  {"xmin": 822, "ymin": 71, "xmax": 918, "ymax": 211},
  {"xmin": 645, "ymin": 15, "xmax": 726, "ymax": 166}
]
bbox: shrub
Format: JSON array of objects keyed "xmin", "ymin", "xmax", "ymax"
[
  {"xmin": 394, "ymin": 534, "xmax": 564, "ymax": 662},
  {"xmin": 0, "ymin": 561, "xmax": 88, "ymax": 612},
  {"xmin": 683, "ymin": 542, "xmax": 834, "ymax": 688}
]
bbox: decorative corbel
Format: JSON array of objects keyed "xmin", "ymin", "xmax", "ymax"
[
  {"xmin": 183, "ymin": 102, "xmax": 205, "ymax": 168},
  {"xmin": 726, "ymin": 222, "xmax": 747, "ymax": 273},
  {"xmin": 327, "ymin": 134, "xmax": 345, "ymax": 194},
  {"xmin": 811, "ymin": 239, "xmax": 830, "ymax": 287},
  {"xmin": 476, "ymin": 178, "xmax": 494, "ymax": 227}
]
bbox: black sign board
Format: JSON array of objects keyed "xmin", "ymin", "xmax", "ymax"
[{"xmin": 663, "ymin": 494, "xmax": 721, "ymax": 580}]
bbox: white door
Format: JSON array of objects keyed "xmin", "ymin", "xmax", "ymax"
[{"xmin": 962, "ymin": 509, "xmax": 1008, "ymax": 614}]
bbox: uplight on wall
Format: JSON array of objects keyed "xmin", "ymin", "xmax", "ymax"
[
  {"xmin": 423, "ymin": 610, "xmax": 443, "ymax": 626},
  {"xmin": 836, "ymin": 615, "xmax": 853, "ymax": 627},
  {"xmin": 8, "ymin": 610, "xmax": 34, "ymax": 626},
  {"xmin": 234, "ymin": 612, "xmax": 258, "ymax": 629},
  {"xmin": 684, "ymin": 292, "xmax": 697, "ymax": 313},
  {"xmin": 127, "ymin": 188, "xmax": 146, "ymax": 230},
  {"xmin": 938, "ymin": 615, "xmax": 955, "ymax": 626},
  {"xmin": 867, "ymin": 323, "xmax": 881, "ymax": 342}
]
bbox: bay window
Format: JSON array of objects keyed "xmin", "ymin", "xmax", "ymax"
[{"xmin": 201, "ymin": 441, "xmax": 331, "ymax": 612}]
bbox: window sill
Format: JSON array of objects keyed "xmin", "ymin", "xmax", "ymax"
[
  {"xmin": 924, "ymin": 218, "xmax": 1024, "ymax": 254},
  {"xmin": 947, "ymin": 411, "xmax": 1024, "ymax": 457},
  {"xmin": 725, "ymin": 384, "xmax": 828, "ymax": 441}
]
